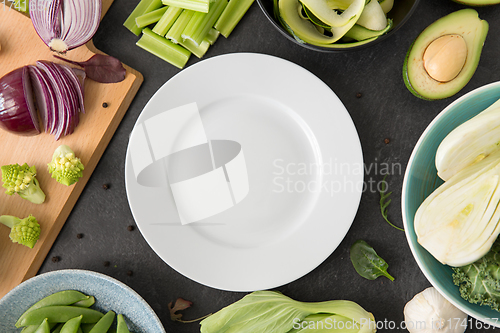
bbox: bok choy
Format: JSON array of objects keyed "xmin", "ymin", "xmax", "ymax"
[{"xmin": 200, "ymin": 290, "xmax": 375, "ymax": 333}]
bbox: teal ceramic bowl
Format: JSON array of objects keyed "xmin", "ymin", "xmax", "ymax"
[
  {"xmin": 402, "ymin": 81, "xmax": 500, "ymax": 326},
  {"xmin": 0, "ymin": 269, "xmax": 166, "ymax": 333}
]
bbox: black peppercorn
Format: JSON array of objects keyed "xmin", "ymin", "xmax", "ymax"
[
  {"xmin": 51, "ymin": 256, "xmax": 60, "ymax": 263},
  {"xmin": 76, "ymin": 233, "xmax": 83, "ymax": 239},
  {"xmin": 356, "ymin": 92, "xmax": 362, "ymax": 98},
  {"xmin": 104, "ymin": 261, "xmax": 110, "ymax": 267},
  {"xmin": 384, "ymin": 138, "xmax": 390, "ymax": 144},
  {"xmin": 127, "ymin": 225, "xmax": 134, "ymax": 232},
  {"xmin": 102, "ymin": 102, "xmax": 109, "ymax": 108},
  {"xmin": 102, "ymin": 184, "xmax": 110, "ymax": 190}
]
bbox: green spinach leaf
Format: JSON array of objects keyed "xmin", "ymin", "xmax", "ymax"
[{"xmin": 350, "ymin": 239, "xmax": 395, "ymax": 281}]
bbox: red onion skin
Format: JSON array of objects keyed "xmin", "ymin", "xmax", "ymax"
[{"xmin": 0, "ymin": 67, "xmax": 40, "ymax": 136}]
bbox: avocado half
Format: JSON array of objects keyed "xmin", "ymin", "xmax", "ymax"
[{"xmin": 403, "ymin": 9, "xmax": 488, "ymax": 101}]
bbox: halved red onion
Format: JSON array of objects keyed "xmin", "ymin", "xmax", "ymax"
[
  {"xmin": 0, "ymin": 61, "xmax": 86, "ymax": 139},
  {"xmin": 30, "ymin": 0, "xmax": 102, "ymax": 54},
  {"xmin": 0, "ymin": 67, "xmax": 40, "ymax": 135}
]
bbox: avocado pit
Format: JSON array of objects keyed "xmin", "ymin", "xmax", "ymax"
[{"xmin": 423, "ymin": 34, "xmax": 467, "ymax": 83}]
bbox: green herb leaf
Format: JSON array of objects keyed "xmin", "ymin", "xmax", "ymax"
[
  {"xmin": 379, "ymin": 175, "xmax": 404, "ymax": 231},
  {"xmin": 350, "ymin": 239, "xmax": 395, "ymax": 281}
]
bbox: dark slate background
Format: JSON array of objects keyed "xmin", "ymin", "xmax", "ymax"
[{"xmin": 37, "ymin": 0, "xmax": 500, "ymax": 332}]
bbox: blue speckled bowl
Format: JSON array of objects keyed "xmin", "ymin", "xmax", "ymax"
[
  {"xmin": 0, "ymin": 269, "xmax": 166, "ymax": 333},
  {"xmin": 402, "ymin": 81, "xmax": 500, "ymax": 326}
]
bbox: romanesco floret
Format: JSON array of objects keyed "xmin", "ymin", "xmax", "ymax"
[
  {"xmin": 1, "ymin": 163, "xmax": 46, "ymax": 204},
  {"xmin": 0, "ymin": 214, "xmax": 41, "ymax": 248},
  {"xmin": 48, "ymin": 145, "xmax": 84, "ymax": 186},
  {"xmin": 452, "ymin": 238, "xmax": 500, "ymax": 311}
]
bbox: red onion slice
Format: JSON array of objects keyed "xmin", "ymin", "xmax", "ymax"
[
  {"xmin": 0, "ymin": 67, "xmax": 40, "ymax": 135},
  {"xmin": 28, "ymin": 65, "xmax": 55, "ymax": 132},
  {"xmin": 30, "ymin": 0, "xmax": 102, "ymax": 53},
  {"xmin": 51, "ymin": 63, "xmax": 78, "ymax": 136},
  {"xmin": 36, "ymin": 61, "xmax": 67, "ymax": 137}
]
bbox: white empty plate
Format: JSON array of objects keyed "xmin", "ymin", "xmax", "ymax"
[{"xmin": 125, "ymin": 53, "xmax": 363, "ymax": 291}]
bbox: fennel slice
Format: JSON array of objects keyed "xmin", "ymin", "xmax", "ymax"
[
  {"xmin": 415, "ymin": 150, "xmax": 500, "ymax": 237},
  {"xmin": 416, "ymin": 156, "xmax": 500, "ymax": 266},
  {"xmin": 436, "ymin": 97, "xmax": 500, "ymax": 181},
  {"xmin": 417, "ymin": 173, "xmax": 497, "ymax": 252}
]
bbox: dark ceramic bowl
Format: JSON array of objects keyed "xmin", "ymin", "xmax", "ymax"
[{"xmin": 256, "ymin": 0, "xmax": 420, "ymax": 52}]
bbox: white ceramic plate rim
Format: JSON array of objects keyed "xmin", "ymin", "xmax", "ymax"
[
  {"xmin": 125, "ymin": 53, "xmax": 363, "ymax": 291},
  {"xmin": 0, "ymin": 269, "xmax": 166, "ymax": 332},
  {"xmin": 402, "ymin": 81, "xmax": 500, "ymax": 327}
]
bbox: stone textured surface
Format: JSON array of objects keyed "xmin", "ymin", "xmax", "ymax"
[{"xmin": 36, "ymin": 0, "xmax": 500, "ymax": 332}]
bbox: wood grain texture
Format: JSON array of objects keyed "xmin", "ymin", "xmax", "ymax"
[{"xmin": 0, "ymin": 0, "xmax": 143, "ymax": 298}]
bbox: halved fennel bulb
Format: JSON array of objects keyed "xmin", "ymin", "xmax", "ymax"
[
  {"xmin": 415, "ymin": 149, "xmax": 500, "ymax": 267},
  {"xmin": 436, "ymin": 98, "xmax": 500, "ymax": 181}
]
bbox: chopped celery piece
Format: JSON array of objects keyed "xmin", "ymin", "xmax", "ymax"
[
  {"xmin": 179, "ymin": 38, "xmax": 211, "ymax": 58},
  {"xmin": 214, "ymin": 0, "xmax": 254, "ymax": 37},
  {"xmin": 166, "ymin": 9, "xmax": 195, "ymax": 43},
  {"xmin": 137, "ymin": 28, "xmax": 191, "ymax": 69},
  {"xmin": 136, "ymin": 6, "xmax": 169, "ymax": 28},
  {"xmin": 152, "ymin": 6, "xmax": 184, "ymax": 36},
  {"xmin": 14, "ymin": 0, "xmax": 28, "ymax": 12},
  {"xmin": 182, "ymin": 0, "xmax": 228, "ymax": 46},
  {"xmin": 124, "ymin": 0, "xmax": 163, "ymax": 36},
  {"xmin": 205, "ymin": 28, "xmax": 220, "ymax": 45},
  {"xmin": 162, "ymin": 0, "xmax": 210, "ymax": 13}
]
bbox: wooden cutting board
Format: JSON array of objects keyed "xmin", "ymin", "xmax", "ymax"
[{"xmin": 0, "ymin": 0, "xmax": 143, "ymax": 298}]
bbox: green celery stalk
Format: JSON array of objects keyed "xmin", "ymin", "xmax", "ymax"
[
  {"xmin": 179, "ymin": 38, "xmax": 211, "ymax": 58},
  {"xmin": 165, "ymin": 9, "xmax": 195, "ymax": 43},
  {"xmin": 162, "ymin": 0, "xmax": 210, "ymax": 13},
  {"xmin": 182, "ymin": 0, "xmax": 228, "ymax": 46},
  {"xmin": 214, "ymin": 0, "xmax": 254, "ymax": 37},
  {"xmin": 136, "ymin": 6, "xmax": 169, "ymax": 28},
  {"xmin": 205, "ymin": 28, "xmax": 220, "ymax": 45},
  {"xmin": 124, "ymin": 0, "xmax": 163, "ymax": 35},
  {"xmin": 152, "ymin": 6, "xmax": 184, "ymax": 36},
  {"xmin": 137, "ymin": 28, "xmax": 191, "ymax": 69}
]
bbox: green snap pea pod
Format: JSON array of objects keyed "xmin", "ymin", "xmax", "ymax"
[
  {"xmin": 72, "ymin": 296, "xmax": 95, "ymax": 308},
  {"xmin": 33, "ymin": 318, "xmax": 50, "ymax": 333},
  {"xmin": 88, "ymin": 311, "xmax": 115, "ymax": 333},
  {"xmin": 21, "ymin": 322, "xmax": 56, "ymax": 333},
  {"xmin": 16, "ymin": 291, "xmax": 89, "ymax": 327},
  {"xmin": 60, "ymin": 315, "xmax": 82, "ymax": 333},
  {"xmin": 117, "ymin": 314, "xmax": 130, "ymax": 333},
  {"xmin": 17, "ymin": 306, "xmax": 103, "ymax": 327},
  {"xmin": 81, "ymin": 323, "xmax": 96, "ymax": 333}
]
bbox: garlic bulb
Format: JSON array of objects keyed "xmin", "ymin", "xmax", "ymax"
[{"xmin": 404, "ymin": 287, "xmax": 467, "ymax": 333}]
